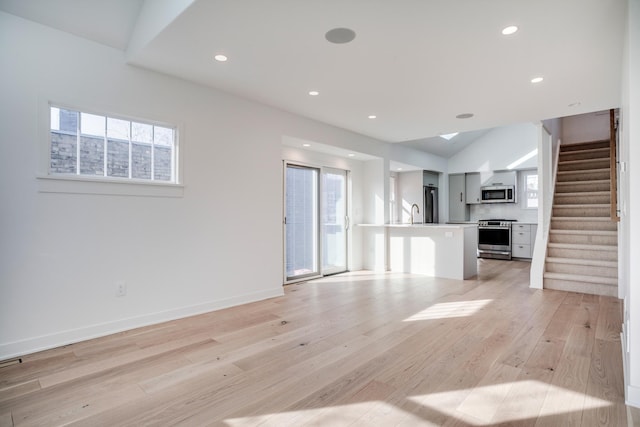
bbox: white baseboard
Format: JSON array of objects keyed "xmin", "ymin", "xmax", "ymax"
[
  {"xmin": 0, "ymin": 287, "xmax": 284, "ymax": 361},
  {"xmin": 628, "ymin": 384, "xmax": 640, "ymax": 409}
]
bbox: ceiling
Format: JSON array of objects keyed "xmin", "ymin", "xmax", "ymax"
[{"xmin": 0, "ymin": 0, "xmax": 626, "ymax": 156}]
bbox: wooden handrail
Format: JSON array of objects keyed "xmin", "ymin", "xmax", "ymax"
[{"xmin": 610, "ymin": 109, "xmax": 619, "ymax": 221}]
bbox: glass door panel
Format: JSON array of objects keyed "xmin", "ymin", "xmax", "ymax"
[
  {"xmin": 285, "ymin": 164, "xmax": 320, "ymax": 281},
  {"xmin": 322, "ymin": 168, "xmax": 348, "ymax": 275}
]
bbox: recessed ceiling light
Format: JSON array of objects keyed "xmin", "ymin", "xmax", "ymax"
[
  {"xmin": 308, "ymin": 91, "xmax": 319, "ymax": 96},
  {"xmin": 397, "ymin": 167, "xmax": 403, "ymax": 171},
  {"xmin": 531, "ymin": 77, "xmax": 544, "ymax": 83},
  {"xmin": 325, "ymin": 28, "xmax": 357, "ymax": 44},
  {"xmin": 214, "ymin": 54, "xmax": 228, "ymax": 62},
  {"xmin": 501, "ymin": 26, "xmax": 518, "ymax": 35},
  {"xmin": 368, "ymin": 115, "xmax": 377, "ymax": 119},
  {"xmin": 439, "ymin": 132, "xmax": 459, "ymax": 140},
  {"xmin": 456, "ymin": 113, "xmax": 474, "ymax": 119},
  {"xmin": 348, "ymin": 153, "xmax": 355, "ymax": 157},
  {"xmin": 303, "ymin": 143, "xmax": 311, "ymax": 147}
]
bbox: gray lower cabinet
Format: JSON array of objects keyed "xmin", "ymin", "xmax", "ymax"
[
  {"xmin": 448, "ymin": 174, "xmax": 469, "ymax": 222},
  {"xmin": 512, "ymin": 224, "xmax": 537, "ymax": 259}
]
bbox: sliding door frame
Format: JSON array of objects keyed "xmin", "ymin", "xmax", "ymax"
[{"xmin": 283, "ymin": 160, "xmax": 350, "ymax": 284}]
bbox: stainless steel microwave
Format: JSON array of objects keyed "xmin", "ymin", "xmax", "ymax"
[{"xmin": 481, "ymin": 185, "xmax": 516, "ymax": 203}]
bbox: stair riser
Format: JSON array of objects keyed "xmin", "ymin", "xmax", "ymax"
[
  {"xmin": 559, "ymin": 149, "xmax": 610, "ymax": 161},
  {"xmin": 549, "ymin": 234, "xmax": 618, "ymax": 245},
  {"xmin": 546, "ymin": 262, "xmax": 617, "ymax": 278},
  {"xmin": 543, "ymin": 278, "xmax": 617, "ymax": 297},
  {"xmin": 556, "ymin": 170, "xmax": 610, "ymax": 182},
  {"xmin": 560, "ymin": 141, "xmax": 610, "ymax": 152},
  {"xmin": 547, "ymin": 247, "xmax": 617, "ymax": 261},
  {"xmin": 554, "ymin": 194, "xmax": 610, "ymax": 205},
  {"xmin": 553, "ymin": 206, "xmax": 611, "ymax": 217},
  {"xmin": 558, "ymin": 159, "xmax": 610, "ymax": 172},
  {"xmin": 550, "ymin": 220, "xmax": 617, "ymax": 231},
  {"xmin": 555, "ymin": 181, "xmax": 611, "ymax": 193}
]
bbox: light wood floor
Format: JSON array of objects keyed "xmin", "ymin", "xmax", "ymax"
[{"xmin": 0, "ymin": 260, "xmax": 628, "ymax": 426}]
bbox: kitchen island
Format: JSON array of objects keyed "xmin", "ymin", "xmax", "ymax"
[{"xmin": 358, "ymin": 223, "xmax": 478, "ymax": 279}]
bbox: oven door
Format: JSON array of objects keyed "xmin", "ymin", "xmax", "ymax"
[{"xmin": 478, "ymin": 225, "xmax": 511, "ymax": 259}]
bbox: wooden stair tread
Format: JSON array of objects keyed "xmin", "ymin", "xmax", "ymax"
[
  {"xmin": 557, "ymin": 168, "xmax": 610, "ymax": 174},
  {"xmin": 547, "ymin": 242, "xmax": 617, "ymax": 251},
  {"xmin": 552, "ymin": 204, "xmax": 611, "ymax": 208},
  {"xmin": 543, "ymin": 272, "xmax": 617, "ymax": 286},
  {"xmin": 559, "ymin": 140, "xmax": 610, "ymax": 150},
  {"xmin": 549, "ymin": 229, "xmax": 617, "ymax": 236},
  {"xmin": 554, "ymin": 191, "xmax": 610, "ymax": 197},
  {"xmin": 551, "ymin": 216, "xmax": 616, "ymax": 221},
  {"xmin": 558, "ymin": 158, "xmax": 610, "ymax": 166},
  {"xmin": 559, "ymin": 147, "xmax": 609, "ymax": 154},
  {"xmin": 545, "ymin": 257, "xmax": 618, "ymax": 267},
  {"xmin": 556, "ymin": 179, "xmax": 610, "ymax": 184}
]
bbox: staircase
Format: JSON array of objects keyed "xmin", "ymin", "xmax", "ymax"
[{"xmin": 543, "ymin": 140, "xmax": 618, "ymax": 297}]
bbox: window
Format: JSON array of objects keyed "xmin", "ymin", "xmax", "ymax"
[
  {"xmin": 49, "ymin": 105, "xmax": 177, "ymax": 183},
  {"xmin": 522, "ymin": 170, "xmax": 538, "ymax": 208}
]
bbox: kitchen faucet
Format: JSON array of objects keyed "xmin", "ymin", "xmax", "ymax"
[{"xmin": 410, "ymin": 203, "xmax": 420, "ymax": 224}]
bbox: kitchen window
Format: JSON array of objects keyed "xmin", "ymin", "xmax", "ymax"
[
  {"xmin": 522, "ymin": 170, "xmax": 538, "ymax": 208},
  {"xmin": 40, "ymin": 104, "xmax": 183, "ymax": 197}
]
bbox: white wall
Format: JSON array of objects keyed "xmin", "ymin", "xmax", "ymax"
[
  {"xmin": 561, "ymin": 111, "xmax": 610, "ymax": 144},
  {"xmin": 620, "ymin": 0, "xmax": 640, "ymax": 408},
  {"xmin": 397, "ymin": 171, "xmax": 424, "ymax": 223},
  {"xmin": 0, "ymin": 12, "xmax": 401, "ymax": 359},
  {"xmin": 448, "ymin": 123, "xmax": 539, "ymax": 173}
]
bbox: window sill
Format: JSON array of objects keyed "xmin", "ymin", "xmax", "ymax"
[{"xmin": 36, "ymin": 175, "xmax": 184, "ymax": 198}]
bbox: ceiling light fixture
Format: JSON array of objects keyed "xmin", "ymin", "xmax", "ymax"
[
  {"xmin": 214, "ymin": 54, "xmax": 228, "ymax": 62},
  {"xmin": 531, "ymin": 77, "xmax": 544, "ymax": 83},
  {"xmin": 303, "ymin": 143, "xmax": 311, "ymax": 147},
  {"xmin": 456, "ymin": 113, "xmax": 474, "ymax": 119},
  {"xmin": 348, "ymin": 153, "xmax": 355, "ymax": 157},
  {"xmin": 368, "ymin": 115, "xmax": 377, "ymax": 119},
  {"xmin": 397, "ymin": 168, "xmax": 403, "ymax": 171},
  {"xmin": 501, "ymin": 26, "xmax": 518, "ymax": 35},
  {"xmin": 325, "ymin": 28, "xmax": 356, "ymax": 44},
  {"xmin": 308, "ymin": 91, "xmax": 319, "ymax": 96}
]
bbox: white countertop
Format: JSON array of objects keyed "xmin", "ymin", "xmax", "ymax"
[{"xmin": 357, "ymin": 223, "xmax": 477, "ymax": 229}]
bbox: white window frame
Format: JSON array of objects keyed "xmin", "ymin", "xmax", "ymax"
[
  {"xmin": 37, "ymin": 100, "xmax": 184, "ymax": 197},
  {"xmin": 521, "ymin": 169, "xmax": 539, "ymax": 209}
]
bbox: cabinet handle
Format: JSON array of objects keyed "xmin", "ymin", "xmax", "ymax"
[{"xmin": 460, "ymin": 192, "xmax": 463, "ymax": 202}]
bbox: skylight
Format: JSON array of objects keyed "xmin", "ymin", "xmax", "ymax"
[{"xmin": 439, "ymin": 132, "xmax": 459, "ymax": 141}]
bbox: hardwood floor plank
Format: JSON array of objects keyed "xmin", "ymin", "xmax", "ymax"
[
  {"xmin": 0, "ymin": 260, "xmax": 627, "ymax": 426},
  {"xmin": 456, "ymin": 362, "xmax": 522, "ymax": 423},
  {"xmin": 0, "ymin": 380, "xmax": 40, "ymax": 405},
  {"xmin": 0, "ymin": 412, "xmax": 13, "ymax": 427},
  {"xmin": 581, "ymin": 338, "xmax": 626, "ymax": 426}
]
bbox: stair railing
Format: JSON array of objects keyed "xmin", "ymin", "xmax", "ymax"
[{"xmin": 610, "ymin": 109, "xmax": 620, "ymax": 221}]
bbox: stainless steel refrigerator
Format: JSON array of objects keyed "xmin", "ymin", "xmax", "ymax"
[{"xmin": 424, "ymin": 185, "xmax": 439, "ymax": 223}]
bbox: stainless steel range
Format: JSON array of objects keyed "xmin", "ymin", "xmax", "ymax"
[{"xmin": 477, "ymin": 219, "xmax": 516, "ymax": 260}]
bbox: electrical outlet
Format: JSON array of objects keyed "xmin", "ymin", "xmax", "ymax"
[{"xmin": 115, "ymin": 281, "xmax": 127, "ymax": 297}]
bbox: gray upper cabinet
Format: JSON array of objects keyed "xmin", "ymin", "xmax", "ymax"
[
  {"xmin": 423, "ymin": 170, "xmax": 439, "ymax": 187},
  {"xmin": 448, "ymin": 174, "xmax": 469, "ymax": 222},
  {"xmin": 482, "ymin": 170, "xmax": 517, "ymax": 186},
  {"xmin": 465, "ymin": 173, "xmax": 482, "ymax": 204}
]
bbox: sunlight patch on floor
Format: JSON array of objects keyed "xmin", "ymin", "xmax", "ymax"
[
  {"xmin": 404, "ymin": 299, "xmax": 493, "ymax": 321},
  {"xmin": 222, "ymin": 400, "xmax": 430, "ymax": 427},
  {"xmin": 409, "ymin": 379, "xmax": 611, "ymax": 425}
]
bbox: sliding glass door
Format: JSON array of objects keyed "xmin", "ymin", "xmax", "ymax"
[
  {"xmin": 321, "ymin": 168, "xmax": 348, "ymax": 275},
  {"xmin": 285, "ymin": 164, "xmax": 320, "ymax": 281},
  {"xmin": 284, "ymin": 163, "xmax": 349, "ymax": 282}
]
